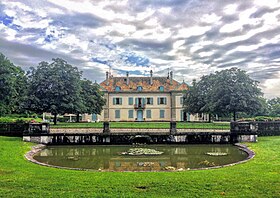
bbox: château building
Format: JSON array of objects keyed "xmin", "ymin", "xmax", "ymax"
[{"xmin": 85, "ymin": 71, "xmax": 209, "ymax": 122}]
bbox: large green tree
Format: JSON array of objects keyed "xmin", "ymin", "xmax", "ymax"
[
  {"xmin": 25, "ymin": 58, "xmax": 82, "ymax": 124},
  {"xmin": 0, "ymin": 53, "xmax": 27, "ymax": 115},
  {"xmin": 184, "ymin": 68, "xmax": 263, "ymax": 121}
]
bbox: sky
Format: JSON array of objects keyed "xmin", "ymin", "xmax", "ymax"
[{"xmin": 0, "ymin": 0, "xmax": 280, "ymax": 98}]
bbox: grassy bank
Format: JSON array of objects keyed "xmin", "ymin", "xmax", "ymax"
[
  {"xmin": 51, "ymin": 122, "xmax": 230, "ymax": 129},
  {"xmin": 0, "ymin": 136, "xmax": 279, "ymax": 197}
]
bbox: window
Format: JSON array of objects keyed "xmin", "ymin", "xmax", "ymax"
[
  {"xmin": 159, "ymin": 86, "xmax": 164, "ymax": 91},
  {"xmin": 135, "ymin": 98, "xmax": 144, "ymax": 106},
  {"xmin": 128, "ymin": 110, "xmax": 134, "ymax": 118},
  {"xmin": 146, "ymin": 97, "xmax": 153, "ymax": 105},
  {"xmin": 113, "ymin": 98, "xmax": 122, "ymax": 105},
  {"xmin": 157, "ymin": 97, "xmax": 167, "ymax": 105},
  {"xmin": 128, "ymin": 97, "xmax": 133, "ymax": 105},
  {"xmin": 146, "ymin": 110, "xmax": 151, "ymax": 118},
  {"xmin": 160, "ymin": 110, "xmax": 165, "ymax": 118},
  {"xmin": 137, "ymin": 86, "xmax": 143, "ymax": 91},
  {"xmin": 115, "ymin": 110, "xmax": 120, "ymax": 118},
  {"xmin": 115, "ymin": 86, "xmax": 121, "ymax": 91}
]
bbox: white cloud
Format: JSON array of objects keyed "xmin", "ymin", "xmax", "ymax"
[
  {"xmin": 1, "ymin": 0, "xmax": 280, "ymax": 97},
  {"xmin": 177, "ymin": 26, "xmax": 211, "ymax": 38}
]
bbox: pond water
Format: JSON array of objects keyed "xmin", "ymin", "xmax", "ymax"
[{"xmin": 33, "ymin": 144, "xmax": 248, "ymax": 171}]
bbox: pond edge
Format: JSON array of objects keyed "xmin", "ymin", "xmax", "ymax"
[{"xmin": 24, "ymin": 143, "xmax": 255, "ymax": 172}]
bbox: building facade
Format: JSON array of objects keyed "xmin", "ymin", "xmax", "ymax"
[{"xmin": 87, "ymin": 71, "xmax": 208, "ymax": 122}]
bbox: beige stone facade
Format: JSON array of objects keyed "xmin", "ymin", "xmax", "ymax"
[{"xmin": 88, "ymin": 71, "xmax": 209, "ymax": 122}]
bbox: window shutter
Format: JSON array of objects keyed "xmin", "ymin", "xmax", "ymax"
[
  {"xmin": 160, "ymin": 110, "xmax": 165, "ymax": 118},
  {"xmin": 164, "ymin": 97, "xmax": 167, "ymax": 105},
  {"xmin": 143, "ymin": 97, "xmax": 146, "ymax": 104},
  {"xmin": 115, "ymin": 110, "xmax": 120, "ymax": 118},
  {"xmin": 157, "ymin": 97, "xmax": 160, "ymax": 105},
  {"xmin": 113, "ymin": 98, "xmax": 116, "ymax": 105},
  {"xmin": 128, "ymin": 110, "xmax": 133, "ymax": 118},
  {"xmin": 120, "ymin": 98, "xmax": 122, "ymax": 105},
  {"xmin": 135, "ymin": 98, "xmax": 138, "ymax": 105},
  {"xmin": 129, "ymin": 97, "xmax": 133, "ymax": 105},
  {"xmin": 150, "ymin": 98, "xmax": 153, "ymax": 105},
  {"xmin": 146, "ymin": 110, "xmax": 151, "ymax": 118}
]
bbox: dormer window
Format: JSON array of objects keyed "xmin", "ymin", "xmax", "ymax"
[
  {"xmin": 115, "ymin": 86, "xmax": 121, "ymax": 91},
  {"xmin": 159, "ymin": 86, "xmax": 164, "ymax": 91},
  {"xmin": 137, "ymin": 86, "xmax": 143, "ymax": 91}
]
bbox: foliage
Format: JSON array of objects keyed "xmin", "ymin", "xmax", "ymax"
[
  {"xmin": 184, "ymin": 68, "xmax": 263, "ymax": 121},
  {"xmin": 0, "ymin": 136, "xmax": 279, "ymax": 197},
  {"xmin": 0, "ymin": 53, "xmax": 27, "ymax": 115},
  {"xmin": 183, "ymin": 79, "xmax": 206, "ymax": 114},
  {"xmin": 74, "ymin": 79, "xmax": 106, "ymax": 121},
  {"xmin": 25, "ymin": 58, "xmax": 82, "ymax": 124},
  {"xmin": 268, "ymin": 97, "xmax": 280, "ymax": 116},
  {"xmin": 0, "ymin": 116, "xmax": 42, "ymax": 123}
]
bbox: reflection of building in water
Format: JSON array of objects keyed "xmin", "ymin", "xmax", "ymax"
[
  {"xmin": 34, "ymin": 145, "xmax": 242, "ymax": 171},
  {"xmin": 107, "ymin": 157, "xmax": 188, "ymax": 172}
]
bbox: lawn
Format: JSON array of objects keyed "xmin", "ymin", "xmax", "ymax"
[
  {"xmin": 51, "ymin": 122, "xmax": 230, "ymax": 129},
  {"xmin": 0, "ymin": 136, "xmax": 279, "ymax": 197}
]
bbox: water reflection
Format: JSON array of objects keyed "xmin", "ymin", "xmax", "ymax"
[{"xmin": 34, "ymin": 145, "xmax": 248, "ymax": 171}]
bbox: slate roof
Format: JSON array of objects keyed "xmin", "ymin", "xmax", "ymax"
[{"xmin": 100, "ymin": 76, "xmax": 189, "ymax": 92}]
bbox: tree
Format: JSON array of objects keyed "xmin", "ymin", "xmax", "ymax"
[
  {"xmin": 183, "ymin": 79, "xmax": 212, "ymax": 122},
  {"xmin": 25, "ymin": 58, "xmax": 82, "ymax": 124},
  {"xmin": 0, "ymin": 53, "xmax": 27, "ymax": 115},
  {"xmin": 74, "ymin": 79, "xmax": 106, "ymax": 122},
  {"xmin": 184, "ymin": 68, "xmax": 263, "ymax": 121},
  {"xmin": 268, "ymin": 97, "xmax": 280, "ymax": 116}
]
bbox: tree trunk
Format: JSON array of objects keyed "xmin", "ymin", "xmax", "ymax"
[
  {"xmin": 233, "ymin": 111, "xmax": 236, "ymax": 121},
  {"xmin": 208, "ymin": 113, "xmax": 211, "ymax": 123},
  {"xmin": 54, "ymin": 113, "xmax": 57, "ymax": 125},
  {"xmin": 76, "ymin": 113, "xmax": 80, "ymax": 123}
]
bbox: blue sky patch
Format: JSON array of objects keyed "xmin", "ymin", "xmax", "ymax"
[
  {"xmin": 120, "ymin": 52, "xmax": 150, "ymax": 67},
  {"xmin": 91, "ymin": 57, "xmax": 109, "ymax": 65},
  {"xmin": 0, "ymin": 14, "xmax": 21, "ymax": 31}
]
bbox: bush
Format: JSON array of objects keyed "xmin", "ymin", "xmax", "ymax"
[{"xmin": 0, "ymin": 116, "xmax": 42, "ymax": 123}]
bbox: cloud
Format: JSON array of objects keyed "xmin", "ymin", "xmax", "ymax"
[{"xmin": 0, "ymin": 0, "xmax": 280, "ymax": 98}]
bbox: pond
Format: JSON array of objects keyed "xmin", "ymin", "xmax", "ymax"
[{"xmin": 33, "ymin": 144, "xmax": 249, "ymax": 171}]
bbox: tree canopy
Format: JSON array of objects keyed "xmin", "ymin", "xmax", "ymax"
[
  {"xmin": 25, "ymin": 58, "xmax": 106, "ymax": 124},
  {"xmin": 74, "ymin": 79, "xmax": 106, "ymax": 122},
  {"xmin": 268, "ymin": 97, "xmax": 280, "ymax": 116},
  {"xmin": 0, "ymin": 53, "xmax": 27, "ymax": 116},
  {"xmin": 184, "ymin": 68, "xmax": 263, "ymax": 121},
  {"xmin": 25, "ymin": 58, "xmax": 82, "ymax": 124}
]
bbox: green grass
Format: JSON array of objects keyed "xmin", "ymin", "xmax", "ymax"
[
  {"xmin": 51, "ymin": 122, "xmax": 230, "ymax": 129},
  {"xmin": 0, "ymin": 136, "xmax": 279, "ymax": 197}
]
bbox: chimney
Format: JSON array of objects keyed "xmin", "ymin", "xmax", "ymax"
[
  {"xmin": 126, "ymin": 71, "xmax": 129, "ymax": 85},
  {"xmin": 106, "ymin": 71, "xmax": 109, "ymax": 86},
  {"xmin": 150, "ymin": 70, "xmax": 153, "ymax": 85},
  {"xmin": 170, "ymin": 71, "xmax": 173, "ymax": 85}
]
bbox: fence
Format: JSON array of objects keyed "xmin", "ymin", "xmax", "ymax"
[
  {"xmin": 231, "ymin": 121, "xmax": 280, "ymax": 136},
  {"xmin": 0, "ymin": 123, "xmax": 28, "ymax": 136}
]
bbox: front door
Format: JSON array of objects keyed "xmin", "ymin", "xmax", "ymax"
[{"xmin": 137, "ymin": 110, "xmax": 143, "ymax": 121}]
